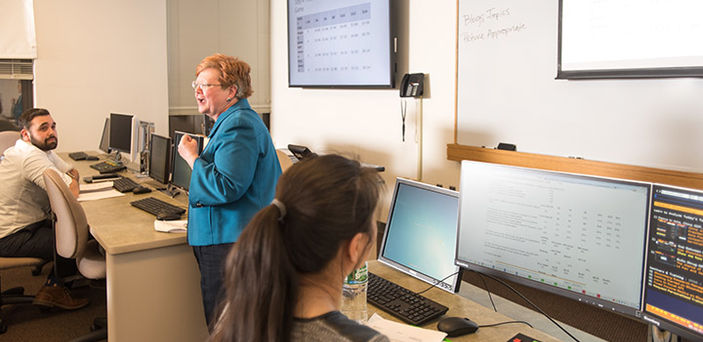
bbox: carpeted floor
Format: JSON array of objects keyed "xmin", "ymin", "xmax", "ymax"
[{"xmin": 0, "ymin": 263, "xmax": 106, "ymax": 342}]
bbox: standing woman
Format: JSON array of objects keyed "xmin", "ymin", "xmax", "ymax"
[
  {"xmin": 178, "ymin": 54, "xmax": 282, "ymax": 328},
  {"xmin": 210, "ymin": 154, "xmax": 389, "ymax": 342}
]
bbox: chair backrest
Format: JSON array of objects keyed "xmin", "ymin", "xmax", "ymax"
[
  {"xmin": 0, "ymin": 131, "xmax": 20, "ymax": 158},
  {"xmin": 43, "ymin": 169, "xmax": 89, "ymax": 259},
  {"xmin": 276, "ymin": 149, "xmax": 294, "ymax": 172}
]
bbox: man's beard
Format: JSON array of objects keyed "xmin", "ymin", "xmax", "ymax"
[{"xmin": 30, "ymin": 134, "xmax": 57, "ymax": 151}]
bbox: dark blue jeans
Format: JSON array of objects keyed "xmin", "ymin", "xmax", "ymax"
[
  {"xmin": 193, "ymin": 243, "xmax": 234, "ymax": 329},
  {"xmin": 0, "ymin": 219, "xmax": 76, "ymax": 282}
]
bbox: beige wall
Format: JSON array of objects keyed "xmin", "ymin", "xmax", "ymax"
[
  {"xmin": 167, "ymin": 0, "xmax": 270, "ymax": 115},
  {"xmin": 270, "ymin": 1, "xmax": 461, "ymax": 214},
  {"xmin": 33, "ymin": 0, "xmax": 169, "ymax": 153}
]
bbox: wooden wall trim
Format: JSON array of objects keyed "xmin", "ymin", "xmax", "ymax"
[{"xmin": 447, "ymin": 143, "xmax": 703, "ymax": 190}]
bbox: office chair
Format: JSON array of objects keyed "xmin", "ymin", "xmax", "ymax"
[
  {"xmin": 43, "ymin": 169, "xmax": 107, "ymax": 342},
  {"xmin": 276, "ymin": 149, "xmax": 294, "ymax": 172},
  {"xmin": 0, "ymin": 131, "xmax": 20, "ymax": 158},
  {"xmin": 0, "ymin": 131, "xmax": 49, "ymax": 276},
  {"xmin": 0, "ymin": 131, "xmax": 50, "ymax": 277},
  {"xmin": 0, "ymin": 256, "xmax": 45, "ymax": 334}
]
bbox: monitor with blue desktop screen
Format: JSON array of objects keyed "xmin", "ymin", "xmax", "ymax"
[
  {"xmin": 378, "ymin": 178, "xmax": 462, "ymax": 293},
  {"xmin": 455, "ymin": 160, "xmax": 651, "ymax": 317}
]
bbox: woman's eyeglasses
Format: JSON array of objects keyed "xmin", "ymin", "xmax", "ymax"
[{"xmin": 192, "ymin": 81, "xmax": 221, "ymax": 91}]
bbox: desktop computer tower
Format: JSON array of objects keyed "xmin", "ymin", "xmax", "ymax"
[{"xmin": 136, "ymin": 121, "xmax": 155, "ymax": 174}]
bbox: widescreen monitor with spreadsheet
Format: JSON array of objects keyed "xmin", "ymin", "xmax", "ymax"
[
  {"xmin": 455, "ymin": 160, "xmax": 651, "ymax": 317},
  {"xmin": 378, "ymin": 178, "xmax": 462, "ymax": 293},
  {"xmin": 641, "ymin": 184, "xmax": 703, "ymax": 340}
]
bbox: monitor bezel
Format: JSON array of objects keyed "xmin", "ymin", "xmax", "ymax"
[
  {"xmin": 378, "ymin": 177, "xmax": 463, "ymax": 293},
  {"xmin": 455, "ymin": 160, "xmax": 652, "ymax": 318},
  {"xmin": 148, "ymin": 134, "xmax": 171, "ymax": 185}
]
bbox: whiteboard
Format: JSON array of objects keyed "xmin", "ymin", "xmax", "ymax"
[{"xmin": 456, "ymin": 0, "xmax": 703, "ymax": 173}]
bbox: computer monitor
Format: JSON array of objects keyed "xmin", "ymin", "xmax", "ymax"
[
  {"xmin": 170, "ymin": 131, "xmax": 204, "ymax": 192},
  {"xmin": 168, "ymin": 115, "xmax": 214, "ymax": 139},
  {"xmin": 148, "ymin": 134, "xmax": 171, "ymax": 185},
  {"xmin": 641, "ymin": 185, "xmax": 703, "ymax": 340},
  {"xmin": 108, "ymin": 113, "xmax": 136, "ymax": 161},
  {"xmin": 455, "ymin": 161, "xmax": 651, "ymax": 317},
  {"xmin": 378, "ymin": 178, "xmax": 462, "ymax": 293},
  {"xmin": 98, "ymin": 118, "xmax": 110, "ymax": 153}
]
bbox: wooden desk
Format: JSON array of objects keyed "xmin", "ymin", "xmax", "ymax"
[
  {"xmin": 368, "ymin": 261, "xmax": 560, "ymax": 342},
  {"xmin": 70, "ymin": 155, "xmax": 208, "ymax": 341}
]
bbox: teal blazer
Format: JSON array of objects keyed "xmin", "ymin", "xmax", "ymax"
[{"xmin": 186, "ymin": 99, "xmax": 281, "ymax": 246}]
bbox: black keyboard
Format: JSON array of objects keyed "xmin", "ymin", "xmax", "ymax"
[
  {"xmin": 113, "ymin": 177, "xmax": 139, "ymax": 193},
  {"xmin": 69, "ymin": 152, "xmax": 88, "ymax": 160},
  {"xmin": 90, "ymin": 160, "xmax": 126, "ymax": 174},
  {"xmin": 130, "ymin": 197, "xmax": 186, "ymax": 217},
  {"xmin": 367, "ymin": 272, "xmax": 448, "ymax": 326}
]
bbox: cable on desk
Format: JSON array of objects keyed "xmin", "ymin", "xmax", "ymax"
[
  {"xmin": 480, "ymin": 320, "xmax": 533, "ymax": 329},
  {"xmin": 414, "ymin": 271, "xmax": 461, "ymax": 295},
  {"xmin": 471, "ymin": 270, "xmax": 581, "ymax": 342},
  {"xmin": 476, "ymin": 272, "xmax": 497, "ymax": 312}
]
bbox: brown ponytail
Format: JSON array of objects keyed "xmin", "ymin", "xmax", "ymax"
[{"xmin": 209, "ymin": 154, "xmax": 383, "ymax": 342}]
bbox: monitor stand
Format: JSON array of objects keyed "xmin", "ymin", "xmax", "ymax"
[
  {"xmin": 109, "ymin": 150, "xmax": 125, "ymax": 166},
  {"xmin": 105, "ymin": 151, "xmax": 124, "ymax": 166}
]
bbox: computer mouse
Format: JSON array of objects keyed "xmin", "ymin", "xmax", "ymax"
[
  {"xmin": 132, "ymin": 186, "xmax": 152, "ymax": 194},
  {"xmin": 156, "ymin": 210, "xmax": 182, "ymax": 221},
  {"xmin": 437, "ymin": 317, "xmax": 479, "ymax": 337}
]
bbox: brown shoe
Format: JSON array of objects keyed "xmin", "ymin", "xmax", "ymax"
[{"xmin": 33, "ymin": 284, "xmax": 90, "ymax": 310}]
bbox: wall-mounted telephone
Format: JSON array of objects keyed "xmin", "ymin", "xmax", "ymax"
[{"xmin": 400, "ymin": 73, "xmax": 424, "ymax": 98}]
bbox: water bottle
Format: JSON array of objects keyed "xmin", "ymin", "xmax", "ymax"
[{"xmin": 341, "ymin": 262, "xmax": 368, "ymax": 322}]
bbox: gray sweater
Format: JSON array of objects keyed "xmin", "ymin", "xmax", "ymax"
[{"xmin": 291, "ymin": 311, "xmax": 389, "ymax": 342}]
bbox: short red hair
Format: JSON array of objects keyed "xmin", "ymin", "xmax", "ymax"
[{"xmin": 196, "ymin": 53, "xmax": 253, "ymax": 99}]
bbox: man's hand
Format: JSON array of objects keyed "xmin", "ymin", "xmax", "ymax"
[
  {"xmin": 178, "ymin": 135, "xmax": 199, "ymax": 169},
  {"xmin": 67, "ymin": 168, "xmax": 79, "ymax": 180},
  {"xmin": 67, "ymin": 168, "xmax": 80, "ymax": 198}
]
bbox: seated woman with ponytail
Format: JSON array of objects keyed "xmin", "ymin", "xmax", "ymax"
[{"xmin": 209, "ymin": 154, "xmax": 389, "ymax": 342}]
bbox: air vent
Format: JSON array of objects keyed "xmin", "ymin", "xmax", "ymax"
[{"xmin": 0, "ymin": 59, "xmax": 33, "ymax": 80}]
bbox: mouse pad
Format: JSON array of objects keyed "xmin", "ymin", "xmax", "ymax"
[{"xmin": 507, "ymin": 333, "xmax": 542, "ymax": 342}]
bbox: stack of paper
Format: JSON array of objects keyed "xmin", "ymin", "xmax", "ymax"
[
  {"xmin": 78, "ymin": 182, "xmax": 124, "ymax": 202},
  {"xmin": 154, "ymin": 220, "xmax": 187, "ymax": 233}
]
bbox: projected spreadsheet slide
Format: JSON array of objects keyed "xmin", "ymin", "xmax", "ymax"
[{"xmin": 289, "ymin": 0, "xmax": 391, "ymax": 85}]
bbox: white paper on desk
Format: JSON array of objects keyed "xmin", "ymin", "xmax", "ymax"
[
  {"xmin": 154, "ymin": 220, "xmax": 187, "ymax": 233},
  {"xmin": 366, "ymin": 313, "xmax": 447, "ymax": 342},
  {"xmin": 77, "ymin": 187, "xmax": 124, "ymax": 202},
  {"xmin": 80, "ymin": 182, "xmax": 114, "ymax": 192}
]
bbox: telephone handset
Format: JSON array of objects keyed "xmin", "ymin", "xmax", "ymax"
[{"xmin": 400, "ymin": 73, "xmax": 424, "ymax": 98}]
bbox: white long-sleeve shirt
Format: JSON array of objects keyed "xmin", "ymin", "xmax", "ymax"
[{"xmin": 0, "ymin": 139, "xmax": 73, "ymax": 239}]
